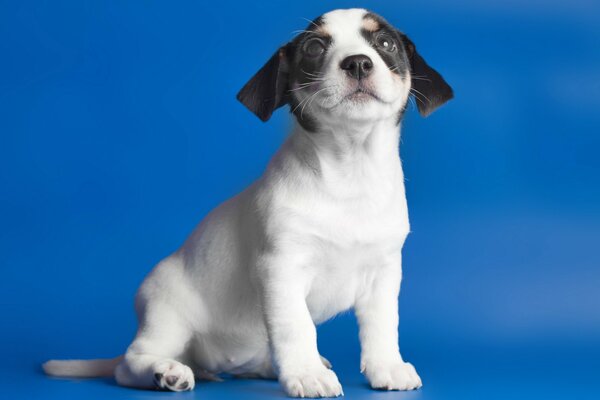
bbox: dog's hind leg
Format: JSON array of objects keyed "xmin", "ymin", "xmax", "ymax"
[{"xmin": 115, "ymin": 304, "xmax": 195, "ymax": 392}]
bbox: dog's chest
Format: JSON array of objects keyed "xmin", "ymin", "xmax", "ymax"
[
  {"xmin": 294, "ymin": 169, "xmax": 409, "ymax": 248},
  {"xmin": 293, "ymin": 176, "xmax": 409, "ymax": 322},
  {"xmin": 305, "ymin": 241, "xmax": 393, "ymax": 323}
]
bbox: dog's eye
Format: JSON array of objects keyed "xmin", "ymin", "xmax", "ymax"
[
  {"xmin": 375, "ymin": 35, "xmax": 397, "ymax": 52},
  {"xmin": 304, "ymin": 39, "xmax": 326, "ymax": 57}
]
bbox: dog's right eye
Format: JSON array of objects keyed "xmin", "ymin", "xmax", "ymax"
[{"xmin": 304, "ymin": 39, "xmax": 325, "ymax": 57}]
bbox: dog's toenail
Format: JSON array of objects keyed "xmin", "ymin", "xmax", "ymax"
[{"xmin": 154, "ymin": 372, "xmax": 163, "ymax": 382}]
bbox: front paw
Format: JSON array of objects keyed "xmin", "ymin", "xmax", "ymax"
[
  {"xmin": 280, "ymin": 367, "xmax": 343, "ymax": 398},
  {"xmin": 362, "ymin": 360, "xmax": 422, "ymax": 391}
]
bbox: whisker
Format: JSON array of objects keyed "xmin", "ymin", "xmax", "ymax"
[
  {"xmin": 291, "ymin": 85, "xmax": 334, "ymax": 117},
  {"xmin": 410, "ymin": 88, "xmax": 430, "ymax": 106},
  {"xmin": 410, "ymin": 92, "xmax": 426, "ymax": 106},
  {"xmin": 301, "ymin": 86, "xmax": 332, "ymax": 119},
  {"xmin": 291, "ymin": 92, "xmax": 315, "ymax": 114},
  {"xmin": 288, "ymin": 82, "xmax": 320, "ymax": 92},
  {"xmin": 288, "ymin": 76, "xmax": 328, "ymax": 92},
  {"xmin": 306, "ymin": 78, "xmax": 326, "ymax": 83},
  {"xmin": 410, "ymin": 86, "xmax": 431, "ymax": 103},
  {"xmin": 407, "ymin": 96, "xmax": 417, "ymax": 110},
  {"xmin": 411, "ymin": 74, "xmax": 432, "ymax": 83},
  {"xmin": 301, "ymin": 69, "xmax": 325, "ymax": 78},
  {"xmin": 294, "ymin": 82, "xmax": 317, "ymax": 89},
  {"xmin": 301, "ymin": 17, "xmax": 320, "ymax": 30},
  {"xmin": 292, "ymin": 29, "xmax": 318, "ymax": 35}
]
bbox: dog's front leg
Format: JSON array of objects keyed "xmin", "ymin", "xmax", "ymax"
[
  {"xmin": 355, "ymin": 252, "xmax": 422, "ymax": 391},
  {"xmin": 260, "ymin": 253, "xmax": 343, "ymax": 398}
]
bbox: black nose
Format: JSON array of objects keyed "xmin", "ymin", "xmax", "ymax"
[{"xmin": 340, "ymin": 54, "xmax": 373, "ymax": 80}]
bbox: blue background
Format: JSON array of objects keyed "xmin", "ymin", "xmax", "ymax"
[{"xmin": 1, "ymin": 1, "xmax": 599, "ymax": 399}]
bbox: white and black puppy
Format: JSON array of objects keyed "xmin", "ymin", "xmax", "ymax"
[{"xmin": 44, "ymin": 8, "xmax": 452, "ymax": 398}]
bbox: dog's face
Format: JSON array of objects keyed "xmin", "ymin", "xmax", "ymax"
[{"xmin": 238, "ymin": 9, "xmax": 453, "ymax": 131}]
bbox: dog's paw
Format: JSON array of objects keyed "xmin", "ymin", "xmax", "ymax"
[
  {"xmin": 152, "ymin": 359, "xmax": 195, "ymax": 391},
  {"xmin": 362, "ymin": 360, "xmax": 422, "ymax": 391},
  {"xmin": 280, "ymin": 367, "xmax": 343, "ymax": 398}
]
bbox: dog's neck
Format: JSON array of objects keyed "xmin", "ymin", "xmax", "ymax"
[{"xmin": 290, "ymin": 117, "xmax": 401, "ymax": 171}]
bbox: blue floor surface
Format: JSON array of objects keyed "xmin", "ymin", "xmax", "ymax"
[
  {"xmin": 3, "ymin": 213, "xmax": 600, "ymax": 399},
  {"xmin": 7, "ymin": 322, "xmax": 600, "ymax": 400}
]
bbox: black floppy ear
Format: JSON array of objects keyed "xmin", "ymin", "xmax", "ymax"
[
  {"xmin": 237, "ymin": 45, "xmax": 290, "ymax": 122},
  {"xmin": 403, "ymin": 36, "xmax": 454, "ymax": 117}
]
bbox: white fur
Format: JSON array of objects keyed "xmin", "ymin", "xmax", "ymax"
[{"xmin": 44, "ymin": 8, "xmax": 422, "ymax": 397}]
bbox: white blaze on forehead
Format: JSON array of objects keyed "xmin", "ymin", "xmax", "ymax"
[
  {"xmin": 319, "ymin": 8, "xmax": 385, "ymax": 74},
  {"xmin": 321, "ymin": 8, "xmax": 369, "ymax": 48}
]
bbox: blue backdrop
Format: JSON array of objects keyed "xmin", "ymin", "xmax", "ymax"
[{"xmin": 1, "ymin": 1, "xmax": 599, "ymax": 399}]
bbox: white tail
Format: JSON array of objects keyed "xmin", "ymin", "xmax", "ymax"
[{"xmin": 42, "ymin": 355, "xmax": 123, "ymax": 378}]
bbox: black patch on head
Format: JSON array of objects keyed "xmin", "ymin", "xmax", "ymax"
[
  {"xmin": 285, "ymin": 17, "xmax": 333, "ymax": 132},
  {"xmin": 237, "ymin": 16, "xmax": 331, "ymax": 131},
  {"xmin": 361, "ymin": 13, "xmax": 411, "ymax": 80},
  {"xmin": 361, "ymin": 12, "xmax": 453, "ymax": 119}
]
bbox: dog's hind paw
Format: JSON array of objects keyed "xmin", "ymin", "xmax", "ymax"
[{"xmin": 152, "ymin": 359, "xmax": 195, "ymax": 391}]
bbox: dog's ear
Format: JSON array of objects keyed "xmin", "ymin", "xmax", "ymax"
[
  {"xmin": 237, "ymin": 45, "xmax": 290, "ymax": 122},
  {"xmin": 402, "ymin": 36, "xmax": 454, "ymax": 117}
]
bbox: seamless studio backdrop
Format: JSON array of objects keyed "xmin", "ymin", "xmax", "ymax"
[{"xmin": 1, "ymin": 1, "xmax": 599, "ymax": 399}]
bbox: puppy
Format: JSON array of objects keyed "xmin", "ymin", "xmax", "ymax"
[{"xmin": 43, "ymin": 8, "xmax": 453, "ymax": 398}]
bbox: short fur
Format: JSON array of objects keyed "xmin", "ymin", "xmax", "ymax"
[{"xmin": 44, "ymin": 9, "xmax": 453, "ymax": 398}]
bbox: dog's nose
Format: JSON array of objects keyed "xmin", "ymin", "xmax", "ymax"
[{"xmin": 340, "ymin": 55, "xmax": 373, "ymax": 80}]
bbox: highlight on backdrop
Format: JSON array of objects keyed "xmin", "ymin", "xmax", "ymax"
[{"xmin": 1, "ymin": 1, "xmax": 598, "ymax": 399}]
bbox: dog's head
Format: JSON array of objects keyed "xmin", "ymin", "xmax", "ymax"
[{"xmin": 237, "ymin": 9, "xmax": 453, "ymax": 131}]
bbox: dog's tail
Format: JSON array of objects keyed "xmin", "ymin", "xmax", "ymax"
[{"xmin": 42, "ymin": 355, "xmax": 123, "ymax": 378}]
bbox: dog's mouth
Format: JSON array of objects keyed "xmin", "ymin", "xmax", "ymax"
[{"xmin": 343, "ymin": 87, "xmax": 385, "ymax": 104}]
